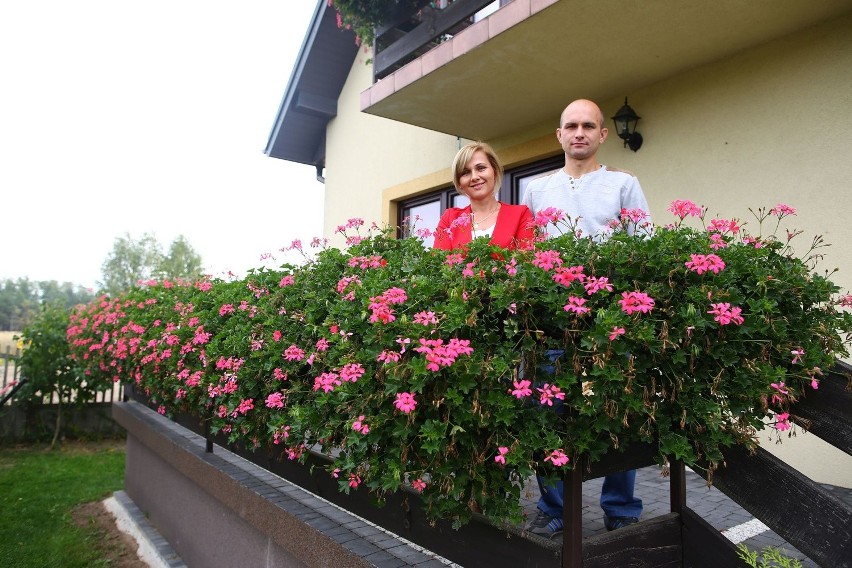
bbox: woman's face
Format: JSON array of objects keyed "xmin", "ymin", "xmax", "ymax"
[{"xmin": 458, "ymin": 150, "xmax": 496, "ymax": 202}]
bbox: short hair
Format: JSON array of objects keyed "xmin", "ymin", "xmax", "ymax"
[
  {"xmin": 451, "ymin": 141, "xmax": 504, "ymax": 196},
  {"xmin": 559, "ymin": 100, "xmax": 606, "ymax": 130}
]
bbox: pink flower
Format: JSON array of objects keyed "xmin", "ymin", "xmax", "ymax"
[
  {"xmin": 770, "ymin": 382, "xmax": 789, "ymax": 395},
  {"xmin": 273, "ymin": 368, "xmax": 287, "ymax": 381},
  {"xmin": 313, "ymin": 372, "xmax": 341, "ymax": 393},
  {"xmin": 609, "ymin": 327, "xmax": 626, "ymax": 341},
  {"xmin": 584, "ymin": 276, "xmax": 613, "ymax": 295},
  {"xmin": 510, "ymin": 379, "xmax": 532, "ymax": 399},
  {"xmin": 339, "ymin": 363, "xmax": 365, "ymax": 383},
  {"xmin": 377, "ymin": 350, "xmax": 402, "ymax": 363},
  {"xmin": 394, "ymin": 392, "xmax": 417, "ymax": 414},
  {"xmin": 382, "ymin": 287, "xmax": 407, "ymax": 305},
  {"xmin": 237, "ymin": 398, "xmax": 254, "ymax": 415},
  {"xmin": 707, "ymin": 218, "xmax": 740, "ymax": 235},
  {"xmin": 790, "ymin": 348, "xmax": 804, "ymax": 364},
  {"xmin": 770, "ymin": 203, "xmax": 796, "ymax": 217},
  {"xmin": 352, "ymin": 415, "xmax": 370, "ymax": 435},
  {"xmin": 219, "ymin": 304, "xmax": 235, "ymax": 316},
  {"xmin": 283, "ymin": 345, "xmax": 306, "ymax": 361},
  {"xmin": 272, "ymin": 330, "xmax": 282, "ymax": 342},
  {"xmin": 563, "ymin": 296, "xmax": 590, "ymax": 315},
  {"xmin": 708, "ymin": 233, "xmax": 727, "ymax": 250},
  {"xmin": 412, "ymin": 478, "xmax": 427, "ymax": 493},
  {"xmin": 685, "ymin": 254, "xmax": 726, "ymax": 275},
  {"xmin": 553, "ymin": 265, "xmax": 585, "ymax": 286},
  {"xmin": 620, "ymin": 207, "xmax": 649, "ymax": 223},
  {"xmin": 775, "ymin": 412, "xmax": 791, "ymax": 432},
  {"xmin": 532, "ymin": 250, "xmax": 563, "ymax": 271},
  {"xmin": 279, "ymin": 275, "xmax": 295, "ymax": 287},
  {"xmin": 315, "ymin": 338, "xmax": 330, "ymax": 352},
  {"xmin": 413, "ymin": 311, "xmax": 438, "ymax": 326},
  {"xmin": 494, "ymin": 446, "xmax": 509, "ymax": 465},
  {"xmin": 533, "ymin": 207, "xmax": 565, "ymax": 227},
  {"xmin": 619, "ymin": 291, "xmax": 655, "ymax": 315},
  {"xmin": 707, "ymin": 303, "xmax": 744, "ymax": 326},
  {"xmin": 505, "ymin": 258, "xmax": 518, "ymax": 276},
  {"xmin": 265, "ymin": 392, "xmax": 286, "ymax": 409},
  {"xmin": 811, "ymin": 378, "xmax": 820, "ymax": 390},
  {"xmin": 445, "ymin": 253, "xmax": 465, "ymax": 267},
  {"xmin": 348, "ymin": 473, "xmax": 361, "ymax": 488},
  {"xmin": 544, "ymin": 449, "xmax": 570, "ymax": 467},
  {"xmin": 536, "ymin": 383, "xmax": 565, "ymax": 406},
  {"xmin": 508, "ymin": 303, "xmax": 517, "ymax": 315},
  {"xmin": 668, "ymin": 199, "xmax": 704, "ymax": 219},
  {"xmin": 838, "ymin": 295, "xmax": 852, "ymax": 308}
]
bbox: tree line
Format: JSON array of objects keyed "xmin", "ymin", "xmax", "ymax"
[{"xmin": 1, "ymin": 232, "xmax": 204, "ymax": 331}]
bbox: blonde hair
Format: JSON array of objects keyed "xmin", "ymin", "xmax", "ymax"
[{"xmin": 451, "ymin": 142, "xmax": 504, "ymax": 196}]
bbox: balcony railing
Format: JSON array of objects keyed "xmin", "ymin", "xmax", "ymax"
[{"xmin": 373, "ymin": 0, "xmax": 503, "ymax": 81}]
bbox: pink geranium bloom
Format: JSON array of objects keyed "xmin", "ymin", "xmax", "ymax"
[
  {"xmin": 382, "ymin": 287, "xmax": 407, "ymax": 305},
  {"xmin": 536, "ymin": 383, "xmax": 565, "ymax": 406},
  {"xmin": 352, "ymin": 415, "xmax": 369, "ymax": 435},
  {"xmin": 584, "ymin": 276, "xmax": 613, "ymax": 295},
  {"xmin": 412, "ymin": 478, "xmax": 427, "ymax": 493},
  {"xmin": 533, "ymin": 207, "xmax": 565, "ymax": 227},
  {"xmin": 770, "ymin": 203, "xmax": 796, "ymax": 217},
  {"xmin": 339, "ymin": 363, "xmax": 365, "ymax": 383},
  {"xmin": 775, "ymin": 412, "xmax": 791, "ymax": 432},
  {"xmin": 707, "ymin": 303, "xmax": 744, "ymax": 325},
  {"xmin": 237, "ymin": 398, "xmax": 254, "ymax": 415},
  {"xmin": 394, "ymin": 392, "xmax": 417, "ymax": 414},
  {"xmin": 668, "ymin": 199, "xmax": 704, "ymax": 219},
  {"xmin": 348, "ymin": 473, "xmax": 361, "ymax": 488},
  {"xmin": 553, "ymin": 265, "xmax": 585, "ymax": 286},
  {"xmin": 219, "ymin": 304, "xmax": 235, "ymax": 316},
  {"xmin": 312, "ymin": 372, "xmax": 341, "ymax": 393},
  {"xmin": 532, "ymin": 250, "xmax": 563, "ymax": 271},
  {"xmin": 414, "ymin": 311, "xmax": 438, "ymax": 326},
  {"xmin": 494, "ymin": 446, "xmax": 509, "ymax": 465},
  {"xmin": 445, "ymin": 253, "xmax": 465, "ymax": 267},
  {"xmin": 707, "ymin": 218, "xmax": 740, "ymax": 235},
  {"xmin": 265, "ymin": 392, "xmax": 286, "ymax": 409},
  {"xmin": 377, "ymin": 350, "xmax": 402, "ymax": 363},
  {"xmin": 708, "ymin": 233, "xmax": 727, "ymax": 250},
  {"xmin": 609, "ymin": 326, "xmax": 626, "ymax": 341},
  {"xmin": 563, "ymin": 296, "xmax": 590, "ymax": 315},
  {"xmin": 619, "ymin": 291, "xmax": 655, "ymax": 315},
  {"xmin": 685, "ymin": 254, "xmax": 726, "ymax": 275},
  {"xmin": 283, "ymin": 345, "xmax": 306, "ymax": 361},
  {"xmin": 544, "ymin": 449, "xmax": 570, "ymax": 467},
  {"xmin": 790, "ymin": 348, "xmax": 804, "ymax": 364},
  {"xmin": 279, "ymin": 275, "xmax": 295, "ymax": 287},
  {"xmin": 620, "ymin": 207, "xmax": 649, "ymax": 223},
  {"xmin": 510, "ymin": 379, "xmax": 532, "ymax": 399}
]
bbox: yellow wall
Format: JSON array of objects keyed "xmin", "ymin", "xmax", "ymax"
[
  {"xmin": 324, "ymin": 61, "xmax": 460, "ymax": 244},
  {"xmin": 323, "ymin": 14, "xmax": 852, "ymax": 486}
]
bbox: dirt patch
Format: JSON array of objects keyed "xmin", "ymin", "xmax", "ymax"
[{"xmin": 72, "ymin": 500, "xmax": 150, "ymax": 568}]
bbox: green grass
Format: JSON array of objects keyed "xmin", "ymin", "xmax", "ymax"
[{"xmin": 0, "ymin": 441, "xmax": 125, "ymax": 567}]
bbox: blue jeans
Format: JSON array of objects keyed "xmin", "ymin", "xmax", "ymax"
[{"xmin": 534, "ymin": 350, "xmax": 643, "ymax": 519}]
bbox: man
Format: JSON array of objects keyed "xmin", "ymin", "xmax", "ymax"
[{"xmin": 521, "ymin": 98, "xmax": 650, "ymax": 539}]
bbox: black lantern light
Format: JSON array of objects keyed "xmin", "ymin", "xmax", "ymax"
[{"xmin": 611, "ymin": 97, "xmax": 643, "ymax": 152}]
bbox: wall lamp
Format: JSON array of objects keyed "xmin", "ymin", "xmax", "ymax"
[{"xmin": 611, "ymin": 97, "xmax": 643, "ymax": 152}]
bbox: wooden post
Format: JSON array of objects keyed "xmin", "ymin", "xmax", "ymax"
[
  {"xmin": 563, "ymin": 465, "xmax": 583, "ymax": 567},
  {"xmin": 669, "ymin": 458, "xmax": 685, "ymax": 514}
]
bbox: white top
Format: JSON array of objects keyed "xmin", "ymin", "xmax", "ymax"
[
  {"xmin": 472, "ymin": 226, "xmax": 495, "ymax": 239},
  {"xmin": 521, "ymin": 166, "xmax": 651, "ymax": 240}
]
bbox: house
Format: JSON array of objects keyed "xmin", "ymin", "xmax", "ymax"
[{"xmin": 266, "ymin": 0, "xmax": 852, "ymax": 487}]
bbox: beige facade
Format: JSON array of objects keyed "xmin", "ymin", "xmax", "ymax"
[{"xmin": 318, "ymin": 10, "xmax": 852, "ymax": 487}]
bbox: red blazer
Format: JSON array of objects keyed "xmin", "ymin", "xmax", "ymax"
[{"xmin": 433, "ymin": 203, "xmax": 534, "ymax": 250}]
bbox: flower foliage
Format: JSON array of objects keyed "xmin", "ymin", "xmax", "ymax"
[
  {"xmin": 329, "ymin": 0, "xmax": 441, "ymax": 46},
  {"xmin": 65, "ymin": 202, "xmax": 852, "ymax": 528}
]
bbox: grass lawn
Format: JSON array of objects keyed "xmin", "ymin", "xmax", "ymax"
[{"xmin": 0, "ymin": 440, "xmax": 126, "ymax": 567}]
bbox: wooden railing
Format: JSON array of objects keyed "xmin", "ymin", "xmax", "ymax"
[{"xmin": 372, "ymin": 0, "xmax": 498, "ymax": 81}]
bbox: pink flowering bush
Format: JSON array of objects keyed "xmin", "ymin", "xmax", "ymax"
[{"xmin": 65, "ymin": 204, "xmax": 852, "ymax": 529}]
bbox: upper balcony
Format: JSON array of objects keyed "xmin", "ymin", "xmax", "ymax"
[{"xmin": 361, "ymin": 0, "xmax": 852, "ymax": 141}]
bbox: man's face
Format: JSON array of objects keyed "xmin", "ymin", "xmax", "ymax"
[{"xmin": 556, "ymin": 101, "xmax": 608, "ymax": 161}]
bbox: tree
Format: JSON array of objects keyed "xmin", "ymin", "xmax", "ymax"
[
  {"xmin": 99, "ymin": 233, "xmax": 205, "ymax": 295},
  {"xmin": 156, "ymin": 235, "xmax": 204, "ymax": 282},
  {"xmin": 0, "ymin": 278, "xmax": 91, "ymax": 331}
]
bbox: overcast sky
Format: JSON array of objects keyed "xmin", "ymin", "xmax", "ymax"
[{"xmin": 0, "ymin": 1, "xmax": 326, "ymax": 290}]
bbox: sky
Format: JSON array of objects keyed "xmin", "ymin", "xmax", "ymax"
[{"xmin": 0, "ymin": 1, "xmax": 326, "ymax": 290}]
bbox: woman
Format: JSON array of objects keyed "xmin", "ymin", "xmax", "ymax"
[{"xmin": 433, "ymin": 142, "xmax": 534, "ymax": 250}]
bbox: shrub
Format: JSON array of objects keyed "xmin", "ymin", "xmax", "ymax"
[{"xmin": 66, "ymin": 203, "xmax": 852, "ymax": 527}]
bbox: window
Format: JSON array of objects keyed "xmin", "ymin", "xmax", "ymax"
[{"xmin": 398, "ymin": 154, "xmax": 563, "ymax": 244}]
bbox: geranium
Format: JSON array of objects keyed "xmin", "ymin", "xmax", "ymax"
[
  {"xmin": 62, "ymin": 199, "xmax": 852, "ymax": 533},
  {"xmin": 394, "ymin": 392, "xmax": 417, "ymax": 414},
  {"xmin": 668, "ymin": 199, "xmax": 704, "ymax": 219}
]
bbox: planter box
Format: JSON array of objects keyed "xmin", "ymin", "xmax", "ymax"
[{"xmin": 113, "ymin": 400, "xmax": 558, "ymax": 567}]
